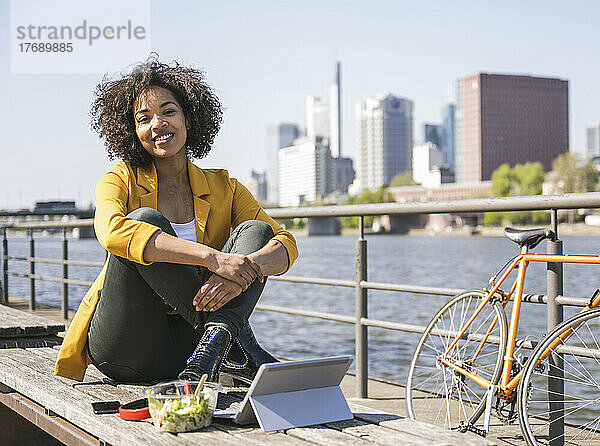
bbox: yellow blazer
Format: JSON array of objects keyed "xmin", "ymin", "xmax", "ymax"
[{"xmin": 54, "ymin": 159, "xmax": 298, "ymax": 381}]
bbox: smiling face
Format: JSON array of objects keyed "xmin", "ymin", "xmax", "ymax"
[{"xmin": 134, "ymin": 86, "xmax": 188, "ymax": 160}]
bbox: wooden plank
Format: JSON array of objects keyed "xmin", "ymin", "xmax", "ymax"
[
  {"xmin": 323, "ymin": 417, "xmax": 427, "ymax": 446},
  {"xmin": 31, "ymin": 348, "xmax": 318, "ymax": 445},
  {"xmin": 0, "ymin": 348, "xmax": 241, "ymax": 446},
  {"xmin": 0, "ymin": 391, "xmax": 98, "ymax": 446},
  {"xmin": 25, "ymin": 348, "xmax": 154, "ymax": 406},
  {"xmin": 24, "ymin": 349, "xmax": 254, "ymax": 446},
  {"xmin": 0, "ymin": 305, "xmax": 64, "ymax": 338},
  {"xmin": 1, "ymin": 336, "xmax": 62, "ymax": 349},
  {"xmin": 26, "ymin": 347, "xmax": 489, "ymax": 445},
  {"xmin": 287, "ymin": 424, "xmax": 399, "ymax": 446},
  {"xmin": 211, "ymin": 424, "xmax": 314, "ymax": 446},
  {"xmin": 21, "ymin": 348, "xmax": 313, "ymax": 446},
  {"xmin": 0, "ymin": 304, "xmax": 59, "ymax": 326},
  {"xmin": 0, "ymin": 349, "xmax": 160, "ymax": 446},
  {"xmin": 174, "ymin": 425, "xmax": 263, "ymax": 446},
  {"xmin": 348, "ymin": 403, "xmax": 495, "ymax": 446}
]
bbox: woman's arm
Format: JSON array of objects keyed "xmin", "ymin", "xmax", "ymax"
[
  {"xmin": 191, "ymin": 177, "xmax": 297, "ymax": 311},
  {"xmin": 143, "ymin": 231, "xmax": 217, "ymax": 266},
  {"xmin": 230, "ymin": 178, "xmax": 298, "ymax": 272},
  {"xmin": 144, "ymin": 231, "xmax": 263, "ymax": 288},
  {"xmin": 193, "ymin": 239, "xmax": 289, "ymax": 311},
  {"xmin": 247, "ymin": 239, "xmax": 289, "ymax": 276}
]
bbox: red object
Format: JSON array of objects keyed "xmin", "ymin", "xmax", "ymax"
[{"xmin": 118, "ymin": 398, "xmax": 151, "ymax": 420}]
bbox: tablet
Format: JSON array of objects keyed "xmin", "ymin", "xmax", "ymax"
[{"xmin": 214, "ymin": 355, "xmax": 353, "ymax": 428}]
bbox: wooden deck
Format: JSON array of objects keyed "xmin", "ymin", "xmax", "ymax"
[
  {"xmin": 0, "ymin": 346, "xmax": 497, "ymax": 446},
  {"xmin": 3, "ymin": 295, "xmax": 76, "ymax": 326},
  {"xmin": 0, "ymin": 297, "xmax": 512, "ymax": 444}
]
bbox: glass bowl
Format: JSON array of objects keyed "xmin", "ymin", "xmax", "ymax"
[{"xmin": 145, "ymin": 380, "xmax": 221, "ymax": 433}]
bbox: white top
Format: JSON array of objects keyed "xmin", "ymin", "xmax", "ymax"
[{"xmin": 170, "ymin": 219, "xmax": 197, "ymax": 243}]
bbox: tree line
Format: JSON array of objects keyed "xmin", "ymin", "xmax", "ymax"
[
  {"xmin": 279, "ymin": 152, "xmax": 599, "ymax": 230},
  {"xmin": 483, "ymin": 153, "xmax": 598, "ymax": 225},
  {"xmin": 350, "ymin": 152, "xmax": 599, "ymax": 228}
]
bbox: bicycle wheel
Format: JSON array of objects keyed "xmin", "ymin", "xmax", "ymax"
[
  {"xmin": 407, "ymin": 289, "xmax": 507, "ymax": 430},
  {"xmin": 518, "ymin": 308, "xmax": 600, "ymax": 446}
]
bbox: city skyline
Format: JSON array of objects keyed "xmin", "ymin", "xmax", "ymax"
[
  {"xmin": 275, "ymin": 71, "xmax": 571, "ymax": 204},
  {"xmin": 1, "ymin": 1, "xmax": 598, "ymax": 208}
]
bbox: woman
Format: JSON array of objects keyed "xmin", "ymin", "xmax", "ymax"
[{"xmin": 54, "ymin": 59, "xmax": 298, "ymax": 384}]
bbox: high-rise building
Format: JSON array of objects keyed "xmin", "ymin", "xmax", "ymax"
[
  {"xmin": 413, "ymin": 142, "xmax": 445, "ymax": 183},
  {"xmin": 266, "ymin": 122, "xmax": 301, "ymax": 203},
  {"xmin": 412, "ymin": 142, "xmax": 453, "ymax": 188},
  {"xmin": 441, "ymin": 104, "xmax": 455, "ymax": 172},
  {"xmin": 329, "ymin": 61, "xmax": 342, "ymax": 158},
  {"xmin": 330, "ymin": 157, "xmax": 354, "ymax": 195},
  {"xmin": 278, "ymin": 137, "xmax": 331, "ymax": 207},
  {"xmin": 455, "ymin": 73, "xmax": 569, "ymax": 183},
  {"xmin": 420, "ymin": 106, "xmax": 455, "ymax": 176},
  {"xmin": 246, "ymin": 170, "xmax": 267, "ymax": 203},
  {"xmin": 306, "ymin": 96, "xmax": 330, "ymax": 141},
  {"xmin": 355, "ymin": 94, "xmax": 413, "ymax": 192},
  {"xmin": 424, "ymin": 124, "xmax": 442, "ymax": 147},
  {"xmin": 587, "ymin": 124, "xmax": 600, "ymax": 160}
]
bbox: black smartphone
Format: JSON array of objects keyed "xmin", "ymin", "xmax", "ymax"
[{"xmin": 91, "ymin": 400, "xmax": 121, "ymax": 415}]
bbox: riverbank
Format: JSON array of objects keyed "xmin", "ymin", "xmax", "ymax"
[
  {"xmin": 411, "ymin": 222, "xmax": 600, "ymax": 237},
  {"xmin": 287, "ymin": 222, "xmax": 600, "ymax": 238}
]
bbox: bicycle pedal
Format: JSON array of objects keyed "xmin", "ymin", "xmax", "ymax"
[
  {"xmin": 470, "ymin": 425, "xmax": 488, "ymax": 437},
  {"xmin": 458, "ymin": 422, "xmax": 487, "ymax": 437}
]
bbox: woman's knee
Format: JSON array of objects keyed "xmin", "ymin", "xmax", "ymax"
[
  {"xmin": 127, "ymin": 207, "xmax": 173, "ymax": 233},
  {"xmin": 232, "ymin": 220, "xmax": 274, "ymax": 246}
]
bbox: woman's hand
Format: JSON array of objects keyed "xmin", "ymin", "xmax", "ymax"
[
  {"xmin": 193, "ymin": 275, "xmax": 243, "ymax": 312},
  {"xmin": 211, "ymin": 252, "xmax": 263, "ymax": 290}
]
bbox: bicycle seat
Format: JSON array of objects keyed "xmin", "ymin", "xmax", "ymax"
[{"xmin": 504, "ymin": 227, "xmax": 556, "ymax": 249}]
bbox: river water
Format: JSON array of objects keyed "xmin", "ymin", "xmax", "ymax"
[{"xmin": 4, "ymin": 234, "xmax": 599, "ymax": 383}]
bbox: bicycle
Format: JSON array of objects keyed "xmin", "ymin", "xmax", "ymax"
[{"xmin": 406, "ymin": 227, "xmax": 600, "ymax": 446}]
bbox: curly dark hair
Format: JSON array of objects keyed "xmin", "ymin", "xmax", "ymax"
[{"xmin": 90, "ymin": 56, "xmax": 223, "ymax": 167}]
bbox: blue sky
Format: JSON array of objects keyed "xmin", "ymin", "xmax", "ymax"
[{"xmin": 1, "ymin": 0, "xmax": 598, "ymax": 208}]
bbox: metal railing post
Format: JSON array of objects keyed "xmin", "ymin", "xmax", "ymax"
[
  {"xmin": 62, "ymin": 228, "xmax": 69, "ymax": 320},
  {"xmin": 29, "ymin": 229, "xmax": 36, "ymax": 310},
  {"xmin": 2, "ymin": 229, "xmax": 8, "ymax": 305},
  {"xmin": 355, "ymin": 216, "xmax": 368, "ymax": 398},
  {"xmin": 547, "ymin": 209, "xmax": 564, "ymax": 446}
]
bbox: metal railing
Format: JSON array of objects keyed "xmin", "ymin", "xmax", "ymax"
[{"xmin": 2, "ymin": 192, "xmax": 600, "ymax": 417}]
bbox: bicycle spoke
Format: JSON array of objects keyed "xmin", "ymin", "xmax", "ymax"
[
  {"xmin": 520, "ymin": 308, "xmax": 600, "ymax": 445},
  {"xmin": 583, "ymin": 416, "xmax": 600, "ymax": 442},
  {"xmin": 530, "ymin": 366, "xmax": 600, "ymax": 389},
  {"xmin": 462, "ymin": 381, "xmax": 486, "ymax": 407},
  {"xmin": 423, "ymin": 341, "xmax": 444, "ymax": 356},
  {"xmin": 407, "ymin": 290, "xmax": 505, "ymax": 431},
  {"xmin": 412, "ymin": 372, "xmax": 444, "ymax": 392},
  {"xmin": 555, "ymin": 350, "xmax": 600, "ymax": 389},
  {"xmin": 570, "ymin": 327, "xmax": 600, "ymax": 387},
  {"xmin": 584, "ymin": 320, "xmax": 600, "ymax": 363}
]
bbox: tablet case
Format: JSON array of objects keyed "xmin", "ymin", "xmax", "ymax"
[{"xmin": 216, "ymin": 355, "xmax": 353, "ymax": 431}]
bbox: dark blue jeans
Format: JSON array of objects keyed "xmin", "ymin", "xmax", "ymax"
[{"xmin": 87, "ymin": 208, "xmax": 273, "ymax": 383}]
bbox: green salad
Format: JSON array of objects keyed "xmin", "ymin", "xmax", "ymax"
[{"xmin": 147, "ymin": 391, "xmax": 213, "ymax": 433}]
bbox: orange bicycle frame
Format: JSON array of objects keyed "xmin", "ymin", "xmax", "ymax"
[{"xmin": 438, "ymin": 253, "xmax": 600, "ymax": 398}]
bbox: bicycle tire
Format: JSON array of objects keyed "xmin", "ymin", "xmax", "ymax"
[
  {"xmin": 406, "ymin": 289, "xmax": 507, "ymax": 430},
  {"xmin": 518, "ymin": 307, "xmax": 600, "ymax": 446}
]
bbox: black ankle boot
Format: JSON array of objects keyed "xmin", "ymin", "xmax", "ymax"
[
  {"xmin": 178, "ymin": 325, "xmax": 231, "ymax": 382},
  {"xmin": 220, "ymin": 321, "xmax": 278, "ymax": 385}
]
